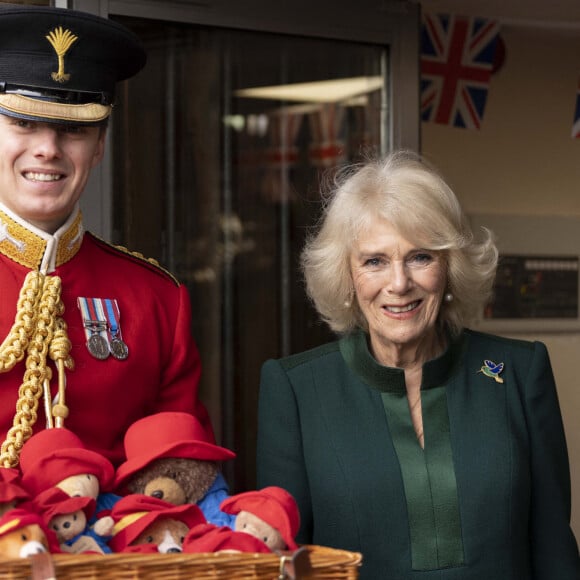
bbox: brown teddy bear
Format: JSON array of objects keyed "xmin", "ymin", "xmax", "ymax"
[
  {"xmin": 220, "ymin": 486, "xmax": 300, "ymax": 551},
  {"xmin": 0, "ymin": 508, "xmax": 59, "ymax": 557},
  {"xmin": 33, "ymin": 487, "xmax": 104, "ymax": 554},
  {"xmin": 18, "ymin": 427, "xmax": 119, "ymax": 553},
  {"xmin": 114, "ymin": 412, "xmax": 236, "ymax": 528},
  {"xmin": 108, "ymin": 493, "xmax": 206, "ymax": 553}
]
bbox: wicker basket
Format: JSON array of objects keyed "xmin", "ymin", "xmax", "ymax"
[{"xmin": 0, "ymin": 544, "xmax": 362, "ymax": 579}]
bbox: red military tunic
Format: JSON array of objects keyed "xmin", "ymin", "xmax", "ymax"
[{"xmin": 0, "ymin": 202, "xmax": 211, "ymax": 467}]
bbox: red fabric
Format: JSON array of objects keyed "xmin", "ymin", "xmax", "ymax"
[
  {"xmin": 0, "ymin": 232, "xmax": 212, "ymax": 467},
  {"xmin": 120, "ymin": 542, "xmax": 159, "ymax": 554},
  {"xmin": 183, "ymin": 523, "xmax": 272, "ymax": 554},
  {"xmin": 0, "ymin": 468, "xmax": 29, "ymax": 503}
]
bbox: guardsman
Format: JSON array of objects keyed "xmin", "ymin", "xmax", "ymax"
[{"xmin": 0, "ymin": 6, "xmax": 212, "ymax": 468}]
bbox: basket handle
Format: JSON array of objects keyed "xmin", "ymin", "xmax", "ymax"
[
  {"xmin": 29, "ymin": 552, "xmax": 56, "ymax": 580},
  {"xmin": 277, "ymin": 546, "xmax": 312, "ymax": 579}
]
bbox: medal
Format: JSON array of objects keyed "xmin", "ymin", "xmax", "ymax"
[
  {"xmin": 78, "ymin": 297, "xmax": 110, "ymax": 360},
  {"xmin": 109, "ymin": 336, "xmax": 129, "ymax": 360},
  {"xmin": 103, "ymin": 298, "xmax": 129, "ymax": 361},
  {"xmin": 78, "ymin": 297, "xmax": 129, "ymax": 361},
  {"xmin": 87, "ymin": 332, "xmax": 110, "ymax": 360}
]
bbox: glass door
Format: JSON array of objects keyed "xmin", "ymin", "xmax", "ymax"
[{"xmin": 78, "ymin": 0, "xmax": 419, "ymax": 492}]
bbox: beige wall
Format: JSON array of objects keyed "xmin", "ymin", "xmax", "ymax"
[
  {"xmin": 422, "ymin": 26, "xmax": 580, "ymax": 216},
  {"xmin": 421, "ymin": 24, "xmax": 580, "ymax": 537}
]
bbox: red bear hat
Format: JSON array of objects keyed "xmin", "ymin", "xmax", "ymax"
[
  {"xmin": 109, "ymin": 493, "xmax": 206, "ymax": 552},
  {"xmin": 19, "ymin": 428, "xmax": 114, "ymax": 495},
  {"xmin": 114, "ymin": 412, "xmax": 236, "ymax": 490},
  {"xmin": 33, "ymin": 487, "xmax": 96, "ymax": 526},
  {"xmin": 0, "ymin": 468, "xmax": 30, "ymax": 504},
  {"xmin": 182, "ymin": 522, "xmax": 272, "ymax": 554},
  {"xmin": 0, "ymin": 508, "xmax": 45, "ymax": 537},
  {"xmin": 220, "ymin": 487, "xmax": 300, "ymax": 550}
]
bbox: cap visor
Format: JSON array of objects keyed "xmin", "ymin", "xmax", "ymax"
[{"xmin": 0, "ymin": 93, "xmax": 110, "ymax": 123}]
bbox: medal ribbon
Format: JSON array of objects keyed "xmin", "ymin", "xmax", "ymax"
[
  {"xmin": 103, "ymin": 298, "xmax": 122, "ymax": 340},
  {"xmin": 103, "ymin": 298, "xmax": 129, "ymax": 360},
  {"xmin": 77, "ymin": 297, "xmax": 108, "ymax": 345}
]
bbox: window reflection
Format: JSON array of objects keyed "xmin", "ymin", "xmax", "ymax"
[{"xmin": 113, "ymin": 16, "xmax": 387, "ymax": 491}]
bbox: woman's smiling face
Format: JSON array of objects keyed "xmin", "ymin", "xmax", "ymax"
[{"xmin": 349, "ymin": 217, "xmax": 447, "ymax": 362}]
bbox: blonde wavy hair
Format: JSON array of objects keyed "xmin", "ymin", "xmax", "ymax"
[{"xmin": 301, "ymin": 150, "xmax": 498, "ymax": 336}]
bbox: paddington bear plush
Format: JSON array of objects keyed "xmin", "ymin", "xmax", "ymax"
[
  {"xmin": 0, "ymin": 508, "xmax": 59, "ymax": 557},
  {"xmin": 220, "ymin": 486, "xmax": 300, "ymax": 551},
  {"xmin": 33, "ymin": 487, "xmax": 104, "ymax": 554},
  {"xmin": 18, "ymin": 427, "xmax": 119, "ymax": 553},
  {"xmin": 108, "ymin": 493, "xmax": 206, "ymax": 553},
  {"xmin": 0, "ymin": 468, "xmax": 30, "ymax": 517},
  {"xmin": 114, "ymin": 412, "xmax": 236, "ymax": 528}
]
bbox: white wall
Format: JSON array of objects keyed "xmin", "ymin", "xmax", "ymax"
[{"xmin": 422, "ymin": 23, "xmax": 580, "ymax": 537}]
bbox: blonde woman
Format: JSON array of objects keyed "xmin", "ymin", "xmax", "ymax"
[{"xmin": 257, "ymin": 151, "xmax": 579, "ymax": 579}]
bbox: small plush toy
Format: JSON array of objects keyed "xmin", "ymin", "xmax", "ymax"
[
  {"xmin": 34, "ymin": 487, "xmax": 104, "ymax": 554},
  {"xmin": 220, "ymin": 486, "xmax": 300, "ymax": 551},
  {"xmin": 130, "ymin": 518, "xmax": 189, "ymax": 554},
  {"xmin": 18, "ymin": 427, "xmax": 119, "ymax": 553},
  {"xmin": 0, "ymin": 468, "xmax": 30, "ymax": 517},
  {"xmin": 114, "ymin": 412, "xmax": 236, "ymax": 527},
  {"xmin": 0, "ymin": 508, "xmax": 59, "ymax": 557},
  {"xmin": 182, "ymin": 522, "xmax": 273, "ymax": 554},
  {"xmin": 108, "ymin": 493, "xmax": 206, "ymax": 553}
]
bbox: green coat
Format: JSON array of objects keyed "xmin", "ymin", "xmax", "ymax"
[{"xmin": 256, "ymin": 329, "xmax": 580, "ymax": 579}]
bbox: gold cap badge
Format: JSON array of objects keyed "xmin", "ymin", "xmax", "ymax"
[{"xmin": 46, "ymin": 26, "xmax": 78, "ymax": 83}]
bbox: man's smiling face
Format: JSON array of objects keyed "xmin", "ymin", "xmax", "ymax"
[{"xmin": 0, "ymin": 114, "xmax": 105, "ymax": 233}]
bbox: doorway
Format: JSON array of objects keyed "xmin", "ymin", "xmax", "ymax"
[{"xmin": 79, "ymin": 0, "xmax": 419, "ymax": 492}]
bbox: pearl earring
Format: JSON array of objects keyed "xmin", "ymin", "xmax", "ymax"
[
  {"xmin": 344, "ymin": 289, "xmax": 354, "ymax": 308},
  {"xmin": 444, "ymin": 292, "xmax": 453, "ymax": 303}
]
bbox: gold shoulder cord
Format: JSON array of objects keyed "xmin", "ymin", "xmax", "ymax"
[{"xmin": 0, "ymin": 271, "xmax": 73, "ymax": 467}]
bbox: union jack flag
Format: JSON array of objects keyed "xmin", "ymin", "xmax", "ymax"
[
  {"xmin": 421, "ymin": 13, "xmax": 501, "ymax": 129},
  {"xmin": 571, "ymin": 78, "xmax": 580, "ymax": 138}
]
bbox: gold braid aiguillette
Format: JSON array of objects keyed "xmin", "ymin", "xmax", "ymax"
[{"xmin": 0, "ymin": 272, "xmax": 73, "ymax": 467}]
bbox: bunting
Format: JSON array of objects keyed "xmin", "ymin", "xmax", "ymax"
[
  {"xmin": 259, "ymin": 110, "xmax": 303, "ymax": 203},
  {"xmin": 347, "ymin": 91, "xmax": 382, "ymax": 158},
  {"xmin": 308, "ymin": 103, "xmax": 347, "ymax": 167},
  {"xmin": 421, "ymin": 13, "xmax": 501, "ymax": 129}
]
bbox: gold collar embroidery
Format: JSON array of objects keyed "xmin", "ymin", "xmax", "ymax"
[{"xmin": 0, "ymin": 205, "xmax": 84, "ymax": 272}]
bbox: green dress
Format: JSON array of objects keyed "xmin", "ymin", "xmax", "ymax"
[{"xmin": 256, "ymin": 329, "xmax": 580, "ymax": 579}]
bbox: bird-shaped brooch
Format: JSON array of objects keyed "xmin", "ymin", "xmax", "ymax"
[{"xmin": 478, "ymin": 359, "xmax": 504, "ymax": 383}]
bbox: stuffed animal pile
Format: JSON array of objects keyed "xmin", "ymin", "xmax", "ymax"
[{"xmin": 0, "ymin": 412, "xmax": 301, "ymax": 558}]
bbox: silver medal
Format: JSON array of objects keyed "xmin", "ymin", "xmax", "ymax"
[
  {"xmin": 87, "ymin": 333, "xmax": 110, "ymax": 360},
  {"xmin": 109, "ymin": 336, "xmax": 129, "ymax": 360}
]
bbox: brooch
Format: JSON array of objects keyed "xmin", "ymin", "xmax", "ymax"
[{"xmin": 478, "ymin": 359, "xmax": 504, "ymax": 383}]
